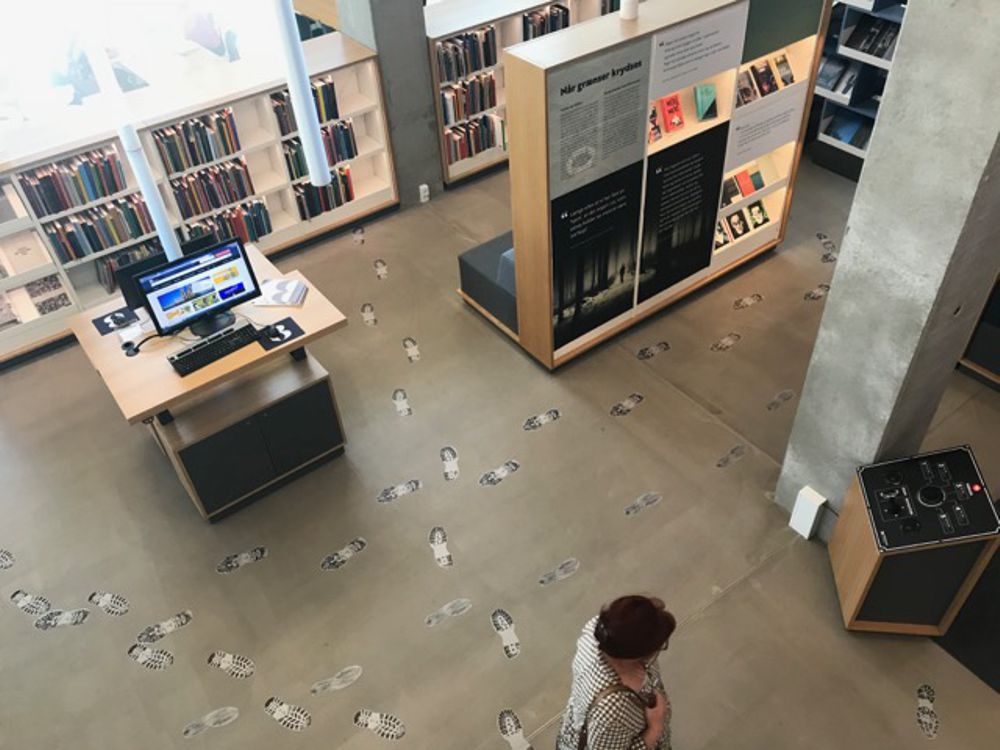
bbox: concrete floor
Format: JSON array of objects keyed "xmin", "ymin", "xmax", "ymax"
[{"xmin": 0, "ymin": 160, "xmax": 998, "ymax": 750}]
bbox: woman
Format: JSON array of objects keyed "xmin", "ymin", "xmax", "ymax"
[{"xmin": 557, "ymin": 595, "xmax": 675, "ymax": 750}]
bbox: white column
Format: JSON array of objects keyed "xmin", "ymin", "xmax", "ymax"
[
  {"xmin": 117, "ymin": 124, "xmax": 183, "ymax": 261},
  {"xmin": 273, "ymin": 0, "xmax": 331, "ymax": 187}
]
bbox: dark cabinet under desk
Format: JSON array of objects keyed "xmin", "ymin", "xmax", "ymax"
[{"xmin": 154, "ymin": 354, "xmax": 346, "ymax": 520}]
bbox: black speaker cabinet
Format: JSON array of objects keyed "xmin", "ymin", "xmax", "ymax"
[{"xmin": 828, "ymin": 446, "xmax": 1000, "ymax": 635}]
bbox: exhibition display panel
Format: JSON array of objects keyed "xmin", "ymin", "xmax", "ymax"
[
  {"xmin": 0, "ymin": 33, "xmax": 397, "ymax": 365},
  {"xmin": 425, "ymin": 0, "xmax": 616, "ymax": 185},
  {"xmin": 474, "ymin": 0, "xmax": 827, "ymax": 368}
]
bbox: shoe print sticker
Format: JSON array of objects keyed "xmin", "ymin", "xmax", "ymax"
[
  {"xmin": 376, "ymin": 480, "xmax": 422, "ymax": 504},
  {"xmin": 361, "ymin": 302, "xmax": 377, "ymax": 326},
  {"xmin": 804, "ymin": 283, "xmax": 830, "ymax": 301},
  {"xmin": 321, "ymin": 537, "xmax": 368, "ymax": 570},
  {"xmin": 402, "ymin": 337, "xmax": 420, "ymax": 362},
  {"xmin": 498, "ymin": 709, "xmax": 534, "ymax": 750},
  {"xmin": 441, "ymin": 446, "xmax": 459, "ymax": 480},
  {"xmin": 765, "ymin": 389, "xmax": 796, "ymax": 411},
  {"xmin": 392, "ymin": 389, "xmax": 412, "ymax": 416},
  {"xmin": 538, "ymin": 558, "xmax": 580, "ymax": 586},
  {"xmin": 34, "ymin": 608, "xmax": 89, "ymax": 630},
  {"xmin": 207, "ymin": 650, "xmax": 255, "ymax": 679},
  {"xmin": 311, "ymin": 665, "xmax": 363, "ymax": 695},
  {"xmin": 610, "ymin": 393, "xmax": 644, "ymax": 417},
  {"xmin": 817, "ymin": 232, "xmax": 838, "ymax": 263},
  {"xmin": 428, "ymin": 527, "xmax": 453, "ymax": 568},
  {"xmin": 624, "ymin": 492, "xmax": 662, "ymax": 517},
  {"xmin": 216, "ymin": 546, "xmax": 268, "ymax": 574},
  {"xmin": 491, "ymin": 608, "xmax": 521, "ymax": 659},
  {"xmin": 10, "ymin": 590, "xmax": 51, "ymax": 617},
  {"xmin": 128, "ymin": 644, "xmax": 174, "ymax": 671},
  {"xmin": 522, "ymin": 409, "xmax": 561, "ymax": 431},
  {"xmin": 137, "ymin": 610, "xmax": 193, "ymax": 644},
  {"xmin": 354, "ymin": 709, "xmax": 406, "ymax": 740},
  {"xmin": 636, "ymin": 342, "xmax": 670, "ymax": 360},
  {"xmin": 182, "ymin": 706, "xmax": 239, "ymax": 738},
  {"xmin": 479, "ymin": 460, "xmax": 520, "ymax": 487},
  {"xmin": 352, "ymin": 227, "xmax": 365, "ymax": 245},
  {"xmin": 373, "ymin": 259, "xmax": 388, "ymax": 280},
  {"xmin": 0, "ymin": 548, "xmax": 14, "ymax": 569},
  {"xmin": 88, "ymin": 590, "xmax": 130, "ymax": 616},
  {"xmin": 710, "ymin": 333, "xmax": 741, "ymax": 352},
  {"xmin": 916, "ymin": 684, "xmax": 939, "ymax": 739},
  {"xmin": 264, "ymin": 698, "xmax": 311, "ymax": 732},
  {"xmin": 733, "ymin": 293, "xmax": 763, "ymax": 310},
  {"xmin": 424, "ymin": 598, "xmax": 472, "ymax": 628},
  {"xmin": 716, "ymin": 444, "xmax": 747, "ymax": 468}
]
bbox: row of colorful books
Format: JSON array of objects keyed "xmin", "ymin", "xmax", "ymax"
[
  {"xmin": 186, "ymin": 200, "xmax": 273, "ymax": 245},
  {"xmin": 281, "ymin": 120, "xmax": 359, "ymax": 181},
  {"xmin": 152, "ymin": 108, "xmax": 242, "ymax": 175},
  {"xmin": 523, "ymin": 4, "xmax": 570, "ymax": 41},
  {"xmin": 444, "ymin": 114, "xmax": 506, "ymax": 165},
  {"xmin": 436, "ymin": 26, "xmax": 498, "ymax": 84},
  {"xmin": 17, "ymin": 148, "xmax": 128, "ymax": 218},
  {"xmin": 736, "ymin": 53, "xmax": 796, "ymax": 108},
  {"xmin": 294, "ymin": 166, "xmax": 355, "ymax": 219},
  {"xmin": 271, "ymin": 77, "xmax": 340, "ymax": 136},
  {"xmin": 441, "ymin": 73, "xmax": 498, "ymax": 126},
  {"xmin": 96, "ymin": 239, "xmax": 164, "ymax": 293},
  {"xmin": 170, "ymin": 159, "xmax": 256, "ymax": 220},
  {"xmin": 43, "ymin": 196, "xmax": 155, "ymax": 263}
]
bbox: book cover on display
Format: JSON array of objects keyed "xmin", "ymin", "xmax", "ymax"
[
  {"xmin": 816, "ymin": 57, "xmax": 846, "ymax": 90},
  {"xmin": 648, "ymin": 105, "xmax": 663, "ymax": 143},
  {"xmin": 850, "ymin": 122, "xmax": 873, "ymax": 149},
  {"xmin": 6, "ymin": 241, "xmax": 50, "ymax": 275},
  {"xmin": 736, "ymin": 71, "xmax": 758, "ymax": 106},
  {"xmin": 747, "ymin": 200, "xmax": 769, "ymax": 229},
  {"xmin": 871, "ymin": 24, "xmax": 899, "ymax": 59},
  {"xmin": 827, "ymin": 112, "xmax": 862, "ymax": 144},
  {"xmin": 834, "ymin": 62, "xmax": 862, "ymax": 97},
  {"xmin": 694, "ymin": 83, "xmax": 718, "ymax": 121},
  {"xmin": 0, "ymin": 292, "xmax": 18, "ymax": 332},
  {"xmin": 659, "ymin": 94, "xmax": 685, "ymax": 132},
  {"xmin": 749, "ymin": 169, "xmax": 765, "ymax": 191},
  {"xmin": 720, "ymin": 177, "xmax": 740, "ymax": 207},
  {"xmin": 750, "ymin": 60, "xmax": 779, "ymax": 97},
  {"xmin": 714, "ymin": 220, "xmax": 731, "ymax": 250},
  {"xmin": 773, "ymin": 54, "xmax": 795, "ymax": 86},
  {"xmin": 735, "ymin": 170, "xmax": 756, "ymax": 197},
  {"xmin": 726, "ymin": 209, "xmax": 750, "ymax": 239},
  {"xmin": 846, "ymin": 17, "xmax": 886, "ymax": 54}
]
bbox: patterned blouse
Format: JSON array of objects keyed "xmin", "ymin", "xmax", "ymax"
[{"xmin": 557, "ymin": 617, "xmax": 672, "ymax": 750}]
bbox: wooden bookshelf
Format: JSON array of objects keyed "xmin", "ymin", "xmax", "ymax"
[
  {"xmin": 425, "ymin": 0, "xmax": 614, "ymax": 186},
  {"xmin": 487, "ymin": 0, "xmax": 828, "ymax": 369},
  {"xmin": 0, "ymin": 33, "xmax": 398, "ymax": 365}
]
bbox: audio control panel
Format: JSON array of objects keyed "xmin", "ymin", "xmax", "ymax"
[{"xmin": 858, "ymin": 446, "xmax": 999, "ymax": 550}]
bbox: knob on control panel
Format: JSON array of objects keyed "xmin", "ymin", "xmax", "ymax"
[{"xmin": 918, "ymin": 485, "xmax": 946, "ymax": 508}]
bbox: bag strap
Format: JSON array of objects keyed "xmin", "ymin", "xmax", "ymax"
[{"xmin": 577, "ymin": 683, "xmax": 644, "ymax": 750}]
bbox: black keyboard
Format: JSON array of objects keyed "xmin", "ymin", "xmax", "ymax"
[{"xmin": 168, "ymin": 323, "xmax": 260, "ymax": 376}]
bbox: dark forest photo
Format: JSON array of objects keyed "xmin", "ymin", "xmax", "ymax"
[{"xmin": 550, "ymin": 162, "xmax": 643, "ymax": 350}]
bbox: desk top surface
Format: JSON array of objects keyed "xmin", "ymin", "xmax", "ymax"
[{"xmin": 70, "ymin": 246, "xmax": 347, "ymax": 425}]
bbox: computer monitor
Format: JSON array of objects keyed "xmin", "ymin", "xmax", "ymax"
[
  {"xmin": 116, "ymin": 235, "xmax": 227, "ymax": 311},
  {"xmin": 133, "ymin": 238, "xmax": 261, "ymax": 337}
]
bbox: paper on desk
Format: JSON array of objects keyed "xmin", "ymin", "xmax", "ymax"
[{"xmin": 254, "ymin": 278, "xmax": 309, "ymax": 307}]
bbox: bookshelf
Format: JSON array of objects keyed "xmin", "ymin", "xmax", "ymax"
[
  {"xmin": 0, "ymin": 33, "xmax": 397, "ymax": 365},
  {"xmin": 425, "ymin": 0, "xmax": 616, "ymax": 185},
  {"xmin": 477, "ymin": 0, "xmax": 828, "ymax": 369},
  {"xmin": 810, "ymin": 1, "xmax": 905, "ymax": 181}
]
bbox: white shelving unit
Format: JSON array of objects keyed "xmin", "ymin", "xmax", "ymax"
[
  {"xmin": 425, "ymin": 0, "xmax": 611, "ymax": 185},
  {"xmin": 0, "ymin": 33, "xmax": 398, "ymax": 364}
]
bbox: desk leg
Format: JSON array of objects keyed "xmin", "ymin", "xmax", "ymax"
[
  {"xmin": 290, "ymin": 347, "xmax": 307, "ymax": 362},
  {"xmin": 157, "ymin": 410, "xmax": 174, "ymax": 425}
]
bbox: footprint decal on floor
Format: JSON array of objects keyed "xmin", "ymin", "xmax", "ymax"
[
  {"xmin": 710, "ymin": 333, "xmax": 742, "ymax": 352},
  {"xmin": 817, "ymin": 232, "xmax": 838, "ymax": 263},
  {"xmin": 311, "ymin": 665, "xmax": 363, "ymax": 695},
  {"xmin": 716, "ymin": 444, "xmax": 747, "ymax": 468},
  {"xmin": 402, "ymin": 337, "xmax": 420, "ymax": 363},
  {"xmin": 361, "ymin": 302, "xmax": 377, "ymax": 326},
  {"xmin": 137, "ymin": 611, "xmax": 192, "ymax": 644},
  {"xmin": 539, "ymin": 558, "xmax": 580, "ymax": 586},
  {"xmin": 765, "ymin": 389, "xmax": 796, "ymax": 412},
  {"xmin": 804, "ymin": 283, "xmax": 831, "ymax": 301},
  {"xmin": 916, "ymin": 684, "xmax": 939, "ymax": 739},
  {"xmin": 354, "ymin": 709, "xmax": 406, "ymax": 740},
  {"xmin": 0, "ymin": 548, "xmax": 13, "ymax": 569},
  {"xmin": 610, "ymin": 393, "xmax": 644, "ymax": 417},
  {"xmin": 441, "ymin": 446, "xmax": 459, "ymax": 480},
  {"xmin": 182, "ymin": 706, "xmax": 239, "ymax": 738},
  {"xmin": 88, "ymin": 591, "xmax": 130, "ymax": 616},
  {"xmin": 128, "ymin": 644, "xmax": 174, "ymax": 670},
  {"xmin": 10, "ymin": 589, "xmax": 51, "ymax": 617},
  {"xmin": 321, "ymin": 537, "xmax": 368, "ymax": 570},
  {"xmin": 733, "ymin": 293, "xmax": 764, "ymax": 310},
  {"xmin": 207, "ymin": 650, "xmax": 255, "ymax": 679},
  {"xmin": 636, "ymin": 342, "xmax": 670, "ymax": 360},
  {"xmin": 523, "ymin": 409, "xmax": 561, "ymax": 431},
  {"xmin": 479, "ymin": 460, "xmax": 520, "ymax": 487},
  {"xmin": 392, "ymin": 389, "xmax": 412, "ymax": 416},
  {"xmin": 373, "ymin": 259, "xmax": 388, "ymax": 280},
  {"xmin": 498, "ymin": 709, "xmax": 534, "ymax": 750},
  {"xmin": 491, "ymin": 608, "xmax": 521, "ymax": 659},
  {"xmin": 35, "ymin": 608, "xmax": 89, "ymax": 630},
  {"xmin": 376, "ymin": 480, "xmax": 422, "ymax": 504},
  {"xmin": 352, "ymin": 227, "xmax": 365, "ymax": 246},
  {"xmin": 264, "ymin": 698, "xmax": 311, "ymax": 732},
  {"xmin": 425, "ymin": 598, "xmax": 472, "ymax": 627},
  {"xmin": 624, "ymin": 492, "xmax": 662, "ymax": 517},
  {"xmin": 428, "ymin": 527, "xmax": 453, "ymax": 568},
  {"xmin": 216, "ymin": 546, "xmax": 268, "ymax": 574}
]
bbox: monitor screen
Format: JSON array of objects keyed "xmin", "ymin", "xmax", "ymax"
[{"xmin": 135, "ymin": 240, "xmax": 259, "ymax": 334}]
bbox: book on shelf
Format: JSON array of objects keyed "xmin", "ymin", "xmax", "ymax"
[
  {"xmin": 648, "ymin": 104, "xmax": 663, "ymax": 143},
  {"xmin": 0, "ymin": 292, "xmax": 19, "ymax": 331},
  {"xmin": 601, "ymin": 0, "xmax": 621, "ymax": 13},
  {"xmin": 846, "ymin": 16, "xmax": 900, "ymax": 59},
  {"xmin": 17, "ymin": 147, "xmax": 127, "ymax": 217},
  {"xmin": 436, "ymin": 26, "xmax": 498, "ymax": 84},
  {"xmin": 773, "ymin": 54, "xmax": 795, "ymax": 86},
  {"xmin": 152, "ymin": 108, "xmax": 241, "ymax": 175},
  {"xmin": 185, "ymin": 200, "xmax": 273, "ymax": 245},
  {"xmin": 43, "ymin": 195, "xmax": 155, "ymax": 263},
  {"xmin": 834, "ymin": 61, "xmax": 863, "ymax": 97},
  {"xmin": 444, "ymin": 113, "xmax": 506, "ymax": 165},
  {"xmin": 720, "ymin": 177, "xmax": 741, "ymax": 208},
  {"xmin": 4, "ymin": 238, "xmax": 51, "ymax": 275},
  {"xmin": 96, "ymin": 239, "xmax": 164, "ymax": 293},
  {"xmin": 734, "ymin": 169, "xmax": 757, "ymax": 197},
  {"xmin": 25, "ymin": 274, "xmax": 73, "ymax": 317},
  {"xmin": 694, "ymin": 83, "xmax": 718, "ymax": 121},
  {"xmin": 725, "ymin": 208, "xmax": 751, "ymax": 239},
  {"xmin": 658, "ymin": 94, "xmax": 684, "ymax": 132},
  {"xmin": 750, "ymin": 60, "xmax": 780, "ymax": 97},
  {"xmin": 441, "ymin": 72, "xmax": 497, "ymax": 126},
  {"xmin": 523, "ymin": 4, "xmax": 570, "ymax": 41},
  {"xmin": 816, "ymin": 56, "xmax": 847, "ymax": 90},
  {"xmin": 170, "ymin": 158, "xmax": 255, "ymax": 220},
  {"xmin": 736, "ymin": 70, "xmax": 759, "ymax": 106},
  {"xmin": 293, "ymin": 166, "xmax": 355, "ymax": 219},
  {"xmin": 850, "ymin": 121, "xmax": 873, "ymax": 150},
  {"xmin": 714, "ymin": 220, "xmax": 731, "ymax": 250},
  {"xmin": 282, "ymin": 119, "xmax": 359, "ymax": 181},
  {"xmin": 825, "ymin": 111, "xmax": 864, "ymax": 144},
  {"xmin": 271, "ymin": 76, "xmax": 340, "ymax": 136}
]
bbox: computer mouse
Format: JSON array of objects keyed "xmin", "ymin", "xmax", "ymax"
[{"xmin": 260, "ymin": 324, "xmax": 278, "ymax": 340}]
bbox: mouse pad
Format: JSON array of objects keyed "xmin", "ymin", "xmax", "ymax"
[
  {"xmin": 258, "ymin": 317, "xmax": 304, "ymax": 350},
  {"xmin": 92, "ymin": 307, "xmax": 139, "ymax": 336}
]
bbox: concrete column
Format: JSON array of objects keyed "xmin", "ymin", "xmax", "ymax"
[
  {"xmin": 776, "ymin": 0, "xmax": 1000, "ymax": 539},
  {"xmin": 336, "ymin": 0, "xmax": 443, "ymax": 206}
]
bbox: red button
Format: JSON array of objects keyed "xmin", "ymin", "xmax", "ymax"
[{"xmin": 972, "ymin": 484, "xmax": 982, "ymax": 493}]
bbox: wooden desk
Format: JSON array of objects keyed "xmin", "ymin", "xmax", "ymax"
[
  {"xmin": 70, "ymin": 246, "xmax": 349, "ymax": 519},
  {"xmin": 71, "ymin": 245, "xmax": 347, "ymax": 425}
]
